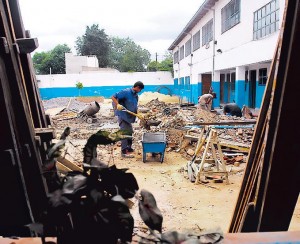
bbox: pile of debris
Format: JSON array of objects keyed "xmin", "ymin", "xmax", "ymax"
[{"xmin": 43, "ymin": 96, "xmax": 257, "ymax": 166}]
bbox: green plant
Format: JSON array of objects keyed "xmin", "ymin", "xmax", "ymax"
[{"xmin": 76, "ymin": 81, "xmax": 83, "ymax": 96}]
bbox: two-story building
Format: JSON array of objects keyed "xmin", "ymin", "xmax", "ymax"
[{"xmin": 168, "ymin": 0, "xmax": 285, "ymax": 109}]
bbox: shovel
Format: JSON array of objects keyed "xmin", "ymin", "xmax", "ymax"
[
  {"xmin": 120, "ymin": 105, "xmax": 145, "ymax": 120},
  {"xmin": 187, "ymin": 127, "xmax": 211, "ymax": 182}
]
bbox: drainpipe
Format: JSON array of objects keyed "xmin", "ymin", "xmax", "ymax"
[{"xmin": 190, "ymin": 54, "xmax": 193, "ymax": 103}]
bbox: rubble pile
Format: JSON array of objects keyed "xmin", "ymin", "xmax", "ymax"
[
  {"xmin": 43, "ymin": 97, "xmax": 87, "ymax": 112},
  {"xmin": 43, "ymin": 96, "xmax": 257, "ymax": 166}
]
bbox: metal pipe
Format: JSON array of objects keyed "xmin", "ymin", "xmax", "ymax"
[{"xmin": 212, "ymin": 8, "xmax": 216, "ymax": 83}]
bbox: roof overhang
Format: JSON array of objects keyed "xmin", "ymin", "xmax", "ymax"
[{"xmin": 168, "ymin": 0, "xmax": 218, "ymax": 51}]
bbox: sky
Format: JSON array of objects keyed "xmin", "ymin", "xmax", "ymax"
[{"xmin": 19, "ymin": 0, "xmax": 204, "ymax": 61}]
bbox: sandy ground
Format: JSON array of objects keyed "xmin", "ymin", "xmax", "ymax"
[
  {"xmin": 51, "ymin": 95, "xmax": 300, "ymax": 240},
  {"xmin": 112, "ymin": 150, "xmax": 245, "ymax": 233}
]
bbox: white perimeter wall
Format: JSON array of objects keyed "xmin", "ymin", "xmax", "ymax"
[{"xmin": 37, "ymin": 71, "xmax": 173, "ymax": 88}]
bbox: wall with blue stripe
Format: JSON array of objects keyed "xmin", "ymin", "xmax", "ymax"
[
  {"xmin": 173, "ymin": 77, "xmax": 199, "ymax": 104},
  {"xmin": 39, "ymin": 85, "xmax": 174, "ymax": 100},
  {"xmin": 173, "ymin": 78, "xmax": 266, "ymax": 109}
]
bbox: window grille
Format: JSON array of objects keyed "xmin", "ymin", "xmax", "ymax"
[
  {"xmin": 185, "ymin": 39, "xmax": 192, "ymax": 57},
  {"xmin": 202, "ymin": 19, "xmax": 213, "ymax": 46},
  {"xmin": 253, "ymin": 0, "xmax": 280, "ymax": 40},
  {"xmin": 173, "ymin": 51, "xmax": 179, "ymax": 63},
  {"xmin": 259, "ymin": 68, "xmax": 268, "ymax": 85},
  {"xmin": 192, "ymin": 30, "xmax": 200, "ymax": 51},
  {"xmin": 221, "ymin": 0, "xmax": 241, "ymax": 33},
  {"xmin": 179, "ymin": 46, "xmax": 185, "ymax": 60}
]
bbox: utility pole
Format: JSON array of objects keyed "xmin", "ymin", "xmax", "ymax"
[{"xmin": 155, "ymin": 52, "xmax": 158, "ymax": 71}]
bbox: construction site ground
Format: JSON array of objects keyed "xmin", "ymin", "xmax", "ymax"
[{"xmin": 44, "ymin": 94, "xmax": 300, "ymax": 239}]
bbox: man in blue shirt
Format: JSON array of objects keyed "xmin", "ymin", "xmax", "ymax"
[{"xmin": 111, "ymin": 81, "xmax": 144, "ymax": 157}]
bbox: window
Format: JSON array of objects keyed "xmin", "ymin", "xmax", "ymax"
[
  {"xmin": 259, "ymin": 68, "xmax": 268, "ymax": 85},
  {"xmin": 221, "ymin": 0, "xmax": 241, "ymax": 33},
  {"xmin": 185, "ymin": 76, "xmax": 191, "ymax": 90},
  {"xmin": 174, "ymin": 78, "xmax": 178, "ymax": 89},
  {"xmin": 253, "ymin": 0, "xmax": 280, "ymax": 40},
  {"xmin": 185, "ymin": 39, "xmax": 192, "ymax": 57},
  {"xmin": 231, "ymin": 73, "xmax": 236, "ymax": 91},
  {"xmin": 245, "ymin": 70, "xmax": 248, "ymax": 91},
  {"xmin": 179, "ymin": 46, "xmax": 184, "ymax": 60},
  {"xmin": 202, "ymin": 19, "xmax": 213, "ymax": 46},
  {"xmin": 193, "ymin": 30, "xmax": 200, "ymax": 51},
  {"xmin": 180, "ymin": 77, "xmax": 184, "ymax": 88},
  {"xmin": 173, "ymin": 51, "xmax": 179, "ymax": 63}
]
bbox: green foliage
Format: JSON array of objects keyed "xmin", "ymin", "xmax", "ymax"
[
  {"xmin": 109, "ymin": 37, "xmax": 151, "ymax": 72},
  {"xmin": 76, "ymin": 81, "xmax": 83, "ymax": 90},
  {"xmin": 75, "ymin": 24, "xmax": 110, "ymax": 68},
  {"xmin": 147, "ymin": 51, "xmax": 173, "ymax": 74},
  {"xmin": 32, "ymin": 44, "xmax": 71, "ymax": 74},
  {"xmin": 147, "ymin": 61, "xmax": 159, "ymax": 71},
  {"xmin": 76, "ymin": 81, "xmax": 83, "ymax": 96}
]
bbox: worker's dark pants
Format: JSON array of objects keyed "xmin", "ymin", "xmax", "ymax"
[{"xmin": 118, "ymin": 118, "xmax": 133, "ymax": 151}]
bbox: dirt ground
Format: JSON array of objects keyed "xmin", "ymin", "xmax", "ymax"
[{"xmin": 49, "ymin": 96, "xmax": 300, "ymax": 240}]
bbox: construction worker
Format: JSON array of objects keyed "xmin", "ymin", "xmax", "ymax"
[
  {"xmin": 111, "ymin": 81, "xmax": 144, "ymax": 158},
  {"xmin": 198, "ymin": 92, "xmax": 217, "ymax": 111},
  {"xmin": 223, "ymin": 103, "xmax": 242, "ymax": 117}
]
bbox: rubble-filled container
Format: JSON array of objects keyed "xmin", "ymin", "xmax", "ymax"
[{"xmin": 142, "ymin": 132, "xmax": 167, "ymax": 163}]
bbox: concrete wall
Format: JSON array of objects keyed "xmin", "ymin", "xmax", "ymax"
[{"xmin": 37, "ymin": 71, "xmax": 174, "ymax": 100}]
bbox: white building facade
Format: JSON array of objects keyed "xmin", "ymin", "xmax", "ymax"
[
  {"xmin": 168, "ymin": 0, "xmax": 285, "ymax": 108},
  {"xmin": 65, "ymin": 53, "xmax": 99, "ymax": 74}
]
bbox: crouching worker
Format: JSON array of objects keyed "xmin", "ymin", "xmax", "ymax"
[
  {"xmin": 111, "ymin": 81, "xmax": 144, "ymax": 158},
  {"xmin": 223, "ymin": 103, "xmax": 242, "ymax": 117},
  {"xmin": 198, "ymin": 92, "xmax": 216, "ymax": 111}
]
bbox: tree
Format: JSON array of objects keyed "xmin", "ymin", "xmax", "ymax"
[
  {"xmin": 109, "ymin": 37, "xmax": 151, "ymax": 72},
  {"xmin": 76, "ymin": 81, "xmax": 83, "ymax": 96},
  {"xmin": 147, "ymin": 52, "xmax": 173, "ymax": 74},
  {"xmin": 147, "ymin": 61, "xmax": 159, "ymax": 71},
  {"xmin": 32, "ymin": 51, "xmax": 49, "ymax": 74},
  {"xmin": 75, "ymin": 24, "xmax": 110, "ymax": 68},
  {"xmin": 32, "ymin": 44, "xmax": 71, "ymax": 74}
]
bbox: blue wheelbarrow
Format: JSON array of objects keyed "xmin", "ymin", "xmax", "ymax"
[{"xmin": 142, "ymin": 132, "xmax": 167, "ymax": 163}]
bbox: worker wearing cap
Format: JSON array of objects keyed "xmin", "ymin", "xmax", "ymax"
[{"xmin": 111, "ymin": 81, "xmax": 144, "ymax": 158}]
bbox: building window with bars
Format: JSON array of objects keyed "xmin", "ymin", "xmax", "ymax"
[
  {"xmin": 221, "ymin": 0, "xmax": 240, "ymax": 33},
  {"xmin": 185, "ymin": 76, "xmax": 191, "ymax": 90},
  {"xmin": 179, "ymin": 46, "xmax": 185, "ymax": 60},
  {"xmin": 185, "ymin": 39, "xmax": 192, "ymax": 57},
  {"xmin": 259, "ymin": 68, "xmax": 268, "ymax": 85},
  {"xmin": 253, "ymin": 0, "xmax": 280, "ymax": 40},
  {"xmin": 192, "ymin": 30, "xmax": 200, "ymax": 51},
  {"xmin": 202, "ymin": 19, "xmax": 213, "ymax": 46},
  {"xmin": 173, "ymin": 51, "xmax": 179, "ymax": 63}
]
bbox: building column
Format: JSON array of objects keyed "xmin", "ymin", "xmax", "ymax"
[
  {"xmin": 235, "ymin": 66, "xmax": 246, "ymax": 108},
  {"xmin": 212, "ymin": 70, "xmax": 220, "ymax": 107}
]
